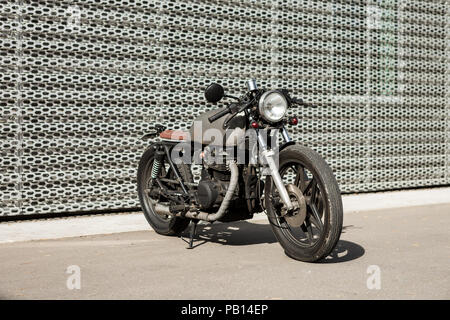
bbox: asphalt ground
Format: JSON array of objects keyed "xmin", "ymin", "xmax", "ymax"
[{"xmin": 0, "ymin": 203, "xmax": 449, "ymax": 299}]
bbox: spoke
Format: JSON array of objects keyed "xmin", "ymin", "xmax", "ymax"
[
  {"xmin": 309, "ymin": 203, "xmax": 324, "ymax": 232},
  {"xmin": 294, "ymin": 168, "xmax": 301, "ymax": 186},
  {"xmin": 294, "ymin": 166, "xmax": 307, "ymax": 192},
  {"xmin": 311, "ymin": 178, "xmax": 318, "ymax": 202},
  {"xmin": 304, "ymin": 177, "xmax": 316, "ymax": 196},
  {"xmin": 304, "ymin": 219, "xmax": 314, "ymax": 243}
]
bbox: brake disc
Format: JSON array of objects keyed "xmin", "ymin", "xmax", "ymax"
[{"xmin": 283, "ymin": 184, "xmax": 307, "ymax": 227}]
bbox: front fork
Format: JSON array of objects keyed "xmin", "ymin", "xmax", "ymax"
[{"xmin": 257, "ymin": 127, "xmax": 293, "ymax": 211}]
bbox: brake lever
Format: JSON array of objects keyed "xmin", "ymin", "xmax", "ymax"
[
  {"xmin": 223, "ymin": 105, "xmax": 240, "ymax": 128},
  {"xmin": 228, "ymin": 101, "xmax": 241, "ymax": 113},
  {"xmin": 224, "ymin": 94, "xmax": 240, "ymax": 101},
  {"xmin": 223, "ymin": 97, "xmax": 254, "ymax": 128}
]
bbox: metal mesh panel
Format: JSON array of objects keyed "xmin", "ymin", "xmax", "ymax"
[
  {"xmin": 1, "ymin": 2, "xmax": 21, "ymax": 216},
  {"xmin": 1, "ymin": 0, "xmax": 449, "ymax": 216}
]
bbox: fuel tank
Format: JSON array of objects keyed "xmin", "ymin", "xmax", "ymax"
[{"xmin": 188, "ymin": 107, "xmax": 246, "ymax": 146}]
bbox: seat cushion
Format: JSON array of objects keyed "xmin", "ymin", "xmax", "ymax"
[{"xmin": 159, "ymin": 129, "xmax": 189, "ymax": 141}]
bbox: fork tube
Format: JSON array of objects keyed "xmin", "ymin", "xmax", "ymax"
[
  {"xmin": 281, "ymin": 127, "xmax": 292, "ymax": 142},
  {"xmin": 256, "ymin": 130, "xmax": 293, "ymax": 210}
]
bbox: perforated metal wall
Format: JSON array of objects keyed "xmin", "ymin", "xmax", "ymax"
[{"xmin": 1, "ymin": 0, "xmax": 449, "ymax": 216}]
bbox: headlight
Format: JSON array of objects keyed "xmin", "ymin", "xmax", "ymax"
[{"xmin": 258, "ymin": 90, "xmax": 288, "ymax": 123}]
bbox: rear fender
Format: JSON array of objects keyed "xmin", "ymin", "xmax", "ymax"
[{"xmin": 141, "ymin": 124, "xmax": 166, "ymax": 140}]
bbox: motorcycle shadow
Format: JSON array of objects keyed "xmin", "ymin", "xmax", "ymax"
[
  {"xmin": 190, "ymin": 220, "xmax": 278, "ymax": 247},
  {"xmin": 181, "ymin": 221, "xmax": 365, "ymax": 263},
  {"xmin": 318, "ymin": 240, "xmax": 365, "ymax": 263}
]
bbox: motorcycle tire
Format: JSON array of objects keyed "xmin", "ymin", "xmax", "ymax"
[
  {"xmin": 137, "ymin": 147, "xmax": 192, "ymax": 236},
  {"xmin": 265, "ymin": 144, "xmax": 343, "ymax": 262}
]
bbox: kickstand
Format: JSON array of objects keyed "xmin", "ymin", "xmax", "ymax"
[{"xmin": 186, "ymin": 220, "xmax": 198, "ymax": 249}]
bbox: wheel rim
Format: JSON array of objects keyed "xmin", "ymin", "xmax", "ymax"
[{"xmin": 269, "ymin": 160, "xmax": 328, "ymax": 248}]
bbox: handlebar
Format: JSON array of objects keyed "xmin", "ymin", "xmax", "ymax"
[
  {"xmin": 208, "ymin": 106, "xmax": 232, "ymax": 123},
  {"xmin": 207, "ymin": 93, "xmax": 315, "ymax": 123},
  {"xmin": 291, "ymin": 97, "xmax": 317, "ymax": 108},
  {"xmin": 208, "ymin": 99, "xmax": 254, "ymax": 123}
]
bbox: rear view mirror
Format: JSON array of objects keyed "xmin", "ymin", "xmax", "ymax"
[{"xmin": 204, "ymin": 83, "xmax": 224, "ymax": 103}]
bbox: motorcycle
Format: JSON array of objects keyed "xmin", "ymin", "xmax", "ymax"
[{"xmin": 137, "ymin": 79, "xmax": 343, "ymax": 262}]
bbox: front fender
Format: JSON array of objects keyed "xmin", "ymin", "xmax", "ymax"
[{"xmin": 279, "ymin": 140, "xmax": 296, "ymax": 152}]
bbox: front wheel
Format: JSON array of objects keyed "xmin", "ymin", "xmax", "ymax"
[{"xmin": 265, "ymin": 144, "xmax": 343, "ymax": 262}]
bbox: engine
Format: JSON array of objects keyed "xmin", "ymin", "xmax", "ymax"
[
  {"xmin": 197, "ymin": 179, "xmax": 220, "ymax": 209},
  {"xmin": 196, "ymin": 165, "xmax": 254, "ymax": 222},
  {"xmin": 196, "ymin": 166, "xmax": 228, "ymax": 211}
]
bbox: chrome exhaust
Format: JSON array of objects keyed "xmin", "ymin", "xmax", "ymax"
[{"xmin": 153, "ymin": 202, "xmax": 171, "ymax": 216}]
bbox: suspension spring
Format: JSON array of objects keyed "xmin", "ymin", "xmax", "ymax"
[
  {"xmin": 151, "ymin": 150, "xmax": 165, "ymax": 179},
  {"xmin": 151, "ymin": 160, "xmax": 161, "ymax": 179}
]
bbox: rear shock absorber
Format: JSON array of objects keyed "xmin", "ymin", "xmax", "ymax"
[{"xmin": 151, "ymin": 150, "xmax": 165, "ymax": 179}]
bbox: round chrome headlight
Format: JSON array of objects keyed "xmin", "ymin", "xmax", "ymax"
[{"xmin": 258, "ymin": 90, "xmax": 288, "ymax": 123}]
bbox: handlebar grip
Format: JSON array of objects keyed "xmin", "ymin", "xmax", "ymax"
[
  {"xmin": 292, "ymin": 98, "xmax": 304, "ymax": 105},
  {"xmin": 292, "ymin": 98, "xmax": 317, "ymax": 108},
  {"xmin": 208, "ymin": 107, "xmax": 231, "ymax": 123}
]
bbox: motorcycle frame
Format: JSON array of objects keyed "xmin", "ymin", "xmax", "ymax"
[{"xmin": 144, "ymin": 124, "xmax": 295, "ymax": 218}]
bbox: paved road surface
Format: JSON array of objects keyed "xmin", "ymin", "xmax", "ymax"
[{"xmin": 0, "ymin": 204, "xmax": 449, "ymax": 299}]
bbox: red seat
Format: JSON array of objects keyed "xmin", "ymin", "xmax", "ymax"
[{"xmin": 159, "ymin": 129, "xmax": 189, "ymax": 141}]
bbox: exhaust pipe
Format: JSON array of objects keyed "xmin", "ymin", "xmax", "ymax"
[
  {"xmin": 153, "ymin": 161, "xmax": 239, "ymax": 222},
  {"xmin": 153, "ymin": 203, "xmax": 171, "ymax": 215},
  {"xmin": 185, "ymin": 161, "xmax": 238, "ymax": 222}
]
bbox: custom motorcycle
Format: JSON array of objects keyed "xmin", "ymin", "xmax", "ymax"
[{"xmin": 137, "ymin": 80, "xmax": 343, "ymax": 262}]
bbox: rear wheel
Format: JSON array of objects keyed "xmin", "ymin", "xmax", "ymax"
[
  {"xmin": 265, "ymin": 144, "xmax": 343, "ymax": 262},
  {"xmin": 137, "ymin": 147, "xmax": 192, "ymax": 235}
]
